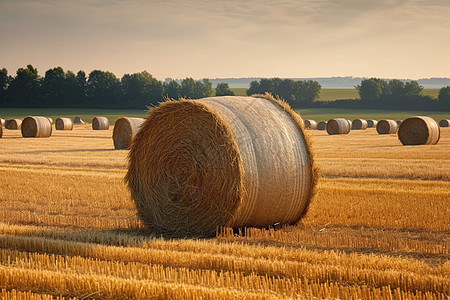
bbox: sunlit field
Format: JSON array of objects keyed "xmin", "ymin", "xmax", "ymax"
[{"xmin": 0, "ymin": 121, "xmax": 448, "ymax": 299}]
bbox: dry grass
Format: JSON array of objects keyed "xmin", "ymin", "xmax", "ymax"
[{"xmin": 0, "ymin": 124, "xmax": 448, "ymax": 299}]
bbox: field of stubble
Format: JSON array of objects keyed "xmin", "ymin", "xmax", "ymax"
[{"xmin": 0, "ymin": 123, "xmax": 448, "ymax": 299}]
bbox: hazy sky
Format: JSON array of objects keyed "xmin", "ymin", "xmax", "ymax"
[{"xmin": 1, "ymin": 0, "xmax": 449, "ymax": 80}]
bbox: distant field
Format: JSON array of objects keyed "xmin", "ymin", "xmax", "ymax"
[
  {"xmin": 1, "ymin": 107, "xmax": 448, "ymax": 125},
  {"xmin": 228, "ymin": 88, "xmax": 440, "ymax": 101}
]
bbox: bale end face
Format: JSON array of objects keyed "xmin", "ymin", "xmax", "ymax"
[
  {"xmin": 326, "ymin": 118, "xmax": 351, "ymax": 135},
  {"xmin": 376, "ymin": 120, "xmax": 398, "ymax": 135},
  {"xmin": 92, "ymin": 117, "xmax": 110, "ymax": 130},
  {"xmin": 352, "ymin": 119, "xmax": 368, "ymax": 130},
  {"xmin": 398, "ymin": 116, "xmax": 440, "ymax": 145},
  {"xmin": 55, "ymin": 118, "xmax": 73, "ymax": 130},
  {"xmin": 439, "ymin": 119, "xmax": 449, "ymax": 127}
]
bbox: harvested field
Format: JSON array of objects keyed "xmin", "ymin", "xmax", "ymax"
[{"xmin": 0, "ymin": 123, "xmax": 448, "ymax": 299}]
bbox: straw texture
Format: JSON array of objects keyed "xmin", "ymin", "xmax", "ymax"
[
  {"xmin": 439, "ymin": 119, "xmax": 449, "ymax": 127},
  {"xmin": 47, "ymin": 117, "xmax": 53, "ymax": 124},
  {"xmin": 21, "ymin": 116, "xmax": 52, "ymax": 138},
  {"xmin": 92, "ymin": 117, "xmax": 109, "ymax": 130},
  {"xmin": 316, "ymin": 121, "xmax": 327, "ymax": 130},
  {"xmin": 113, "ymin": 117, "xmax": 145, "ymax": 150},
  {"xmin": 5, "ymin": 119, "xmax": 22, "ymax": 130},
  {"xmin": 304, "ymin": 120, "xmax": 317, "ymax": 129},
  {"xmin": 352, "ymin": 119, "xmax": 368, "ymax": 130},
  {"xmin": 55, "ymin": 118, "xmax": 73, "ymax": 130},
  {"xmin": 326, "ymin": 118, "xmax": 351, "ymax": 135},
  {"xmin": 74, "ymin": 117, "xmax": 84, "ymax": 124},
  {"xmin": 376, "ymin": 120, "xmax": 398, "ymax": 134},
  {"xmin": 126, "ymin": 95, "xmax": 317, "ymax": 237},
  {"xmin": 398, "ymin": 116, "xmax": 440, "ymax": 145},
  {"xmin": 367, "ymin": 120, "xmax": 378, "ymax": 128}
]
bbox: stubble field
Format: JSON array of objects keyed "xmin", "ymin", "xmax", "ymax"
[{"xmin": 0, "ymin": 122, "xmax": 448, "ymax": 299}]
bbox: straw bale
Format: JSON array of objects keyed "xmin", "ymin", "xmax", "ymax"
[
  {"xmin": 73, "ymin": 117, "xmax": 84, "ymax": 124},
  {"xmin": 92, "ymin": 117, "xmax": 109, "ymax": 130},
  {"xmin": 376, "ymin": 120, "xmax": 398, "ymax": 134},
  {"xmin": 439, "ymin": 119, "xmax": 449, "ymax": 127},
  {"xmin": 126, "ymin": 95, "xmax": 318, "ymax": 237},
  {"xmin": 21, "ymin": 116, "xmax": 52, "ymax": 138},
  {"xmin": 5, "ymin": 119, "xmax": 22, "ymax": 130},
  {"xmin": 326, "ymin": 118, "xmax": 351, "ymax": 135},
  {"xmin": 316, "ymin": 121, "xmax": 327, "ymax": 130},
  {"xmin": 113, "ymin": 117, "xmax": 145, "ymax": 150},
  {"xmin": 304, "ymin": 120, "xmax": 317, "ymax": 129},
  {"xmin": 367, "ymin": 120, "xmax": 378, "ymax": 128},
  {"xmin": 352, "ymin": 119, "xmax": 368, "ymax": 130},
  {"xmin": 55, "ymin": 118, "xmax": 73, "ymax": 130},
  {"xmin": 398, "ymin": 116, "xmax": 440, "ymax": 145},
  {"xmin": 47, "ymin": 117, "xmax": 53, "ymax": 124}
]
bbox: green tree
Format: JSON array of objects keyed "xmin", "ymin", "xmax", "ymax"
[
  {"xmin": 180, "ymin": 78, "xmax": 212, "ymax": 99},
  {"xmin": 163, "ymin": 80, "xmax": 181, "ymax": 99},
  {"xmin": 387, "ymin": 79, "xmax": 405, "ymax": 97},
  {"xmin": 356, "ymin": 78, "xmax": 386, "ymax": 102},
  {"xmin": 6, "ymin": 64, "xmax": 41, "ymax": 107},
  {"xmin": 0, "ymin": 68, "xmax": 10, "ymax": 106},
  {"xmin": 438, "ymin": 86, "xmax": 450, "ymax": 109},
  {"xmin": 64, "ymin": 70, "xmax": 88, "ymax": 107},
  {"xmin": 404, "ymin": 81, "xmax": 423, "ymax": 97},
  {"xmin": 42, "ymin": 67, "xmax": 66, "ymax": 107},
  {"xmin": 121, "ymin": 71, "xmax": 163, "ymax": 108},
  {"xmin": 215, "ymin": 82, "xmax": 234, "ymax": 96},
  {"xmin": 87, "ymin": 70, "xmax": 120, "ymax": 107}
]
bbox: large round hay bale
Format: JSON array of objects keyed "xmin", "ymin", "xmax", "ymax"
[
  {"xmin": 55, "ymin": 118, "xmax": 74, "ymax": 130},
  {"xmin": 326, "ymin": 118, "xmax": 351, "ymax": 135},
  {"xmin": 21, "ymin": 116, "xmax": 52, "ymax": 138},
  {"xmin": 126, "ymin": 96, "xmax": 317, "ymax": 237},
  {"xmin": 113, "ymin": 117, "xmax": 145, "ymax": 150},
  {"xmin": 316, "ymin": 121, "xmax": 327, "ymax": 130},
  {"xmin": 304, "ymin": 120, "xmax": 317, "ymax": 129},
  {"xmin": 352, "ymin": 119, "xmax": 368, "ymax": 130},
  {"xmin": 398, "ymin": 116, "xmax": 440, "ymax": 145},
  {"xmin": 376, "ymin": 120, "xmax": 398, "ymax": 134},
  {"xmin": 92, "ymin": 117, "xmax": 109, "ymax": 130},
  {"xmin": 74, "ymin": 116, "xmax": 84, "ymax": 124},
  {"xmin": 367, "ymin": 120, "xmax": 378, "ymax": 128},
  {"xmin": 439, "ymin": 119, "xmax": 449, "ymax": 127},
  {"xmin": 5, "ymin": 119, "xmax": 22, "ymax": 130}
]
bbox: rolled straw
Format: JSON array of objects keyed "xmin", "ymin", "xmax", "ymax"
[
  {"xmin": 126, "ymin": 95, "xmax": 318, "ymax": 237},
  {"xmin": 113, "ymin": 117, "xmax": 145, "ymax": 150},
  {"xmin": 21, "ymin": 116, "xmax": 52, "ymax": 138},
  {"xmin": 398, "ymin": 116, "xmax": 440, "ymax": 145}
]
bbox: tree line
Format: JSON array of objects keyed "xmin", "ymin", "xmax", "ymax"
[{"xmin": 1, "ymin": 65, "xmax": 449, "ymax": 110}]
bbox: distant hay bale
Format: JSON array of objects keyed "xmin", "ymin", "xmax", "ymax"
[
  {"xmin": 316, "ymin": 121, "xmax": 327, "ymax": 130},
  {"xmin": 367, "ymin": 120, "xmax": 378, "ymax": 128},
  {"xmin": 304, "ymin": 120, "xmax": 317, "ymax": 129},
  {"xmin": 326, "ymin": 118, "xmax": 351, "ymax": 135},
  {"xmin": 376, "ymin": 120, "xmax": 398, "ymax": 134},
  {"xmin": 55, "ymin": 118, "xmax": 74, "ymax": 130},
  {"xmin": 1, "ymin": 118, "xmax": 5, "ymax": 127},
  {"xmin": 439, "ymin": 119, "xmax": 449, "ymax": 127},
  {"xmin": 21, "ymin": 116, "xmax": 52, "ymax": 138},
  {"xmin": 73, "ymin": 117, "xmax": 84, "ymax": 124},
  {"xmin": 92, "ymin": 117, "xmax": 109, "ymax": 130},
  {"xmin": 113, "ymin": 117, "xmax": 145, "ymax": 150},
  {"xmin": 126, "ymin": 95, "xmax": 318, "ymax": 237},
  {"xmin": 5, "ymin": 119, "xmax": 22, "ymax": 130},
  {"xmin": 352, "ymin": 119, "xmax": 368, "ymax": 130},
  {"xmin": 398, "ymin": 116, "xmax": 440, "ymax": 145}
]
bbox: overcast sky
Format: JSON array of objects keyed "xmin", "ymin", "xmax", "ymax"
[{"xmin": 1, "ymin": 0, "xmax": 449, "ymax": 80}]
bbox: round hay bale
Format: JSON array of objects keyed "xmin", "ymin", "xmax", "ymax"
[
  {"xmin": 126, "ymin": 95, "xmax": 317, "ymax": 237},
  {"xmin": 367, "ymin": 120, "xmax": 378, "ymax": 128},
  {"xmin": 439, "ymin": 119, "xmax": 449, "ymax": 127},
  {"xmin": 21, "ymin": 116, "xmax": 52, "ymax": 138},
  {"xmin": 55, "ymin": 118, "xmax": 74, "ymax": 130},
  {"xmin": 376, "ymin": 120, "xmax": 398, "ymax": 134},
  {"xmin": 352, "ymin": 119, "xmax": 368, "ymax": 130},
  {"xmin": 47, "ymin": 117, "xmax": 53, "ymax": 124},
  {"xmin": 113, "ymin": 117, "xmax": 145, "ymax": 150},
  {"xmin": 73, "ymin": 116, "xmax": 84, "ymax": 124},
  {"xmin": 304, "ymin": 120, "xmax": 317, "ymax": 129},
  {"xmin": 316, "ymin": 121, "xmax": 327, "ymax": 130},
  {"xmin": 5, "ymin": 119, "xmax": 22, "ymax": 130},
  {"xmin": 326, "ymin": 118, "xmax": 351, "ymax": 135},
  {"xmin": 398, "ymin": 116, "xmax": 440, "ymax": 145},
  {"xmin": 92, "ymin": 117, "xmax": 109, "ymax": 130}
]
